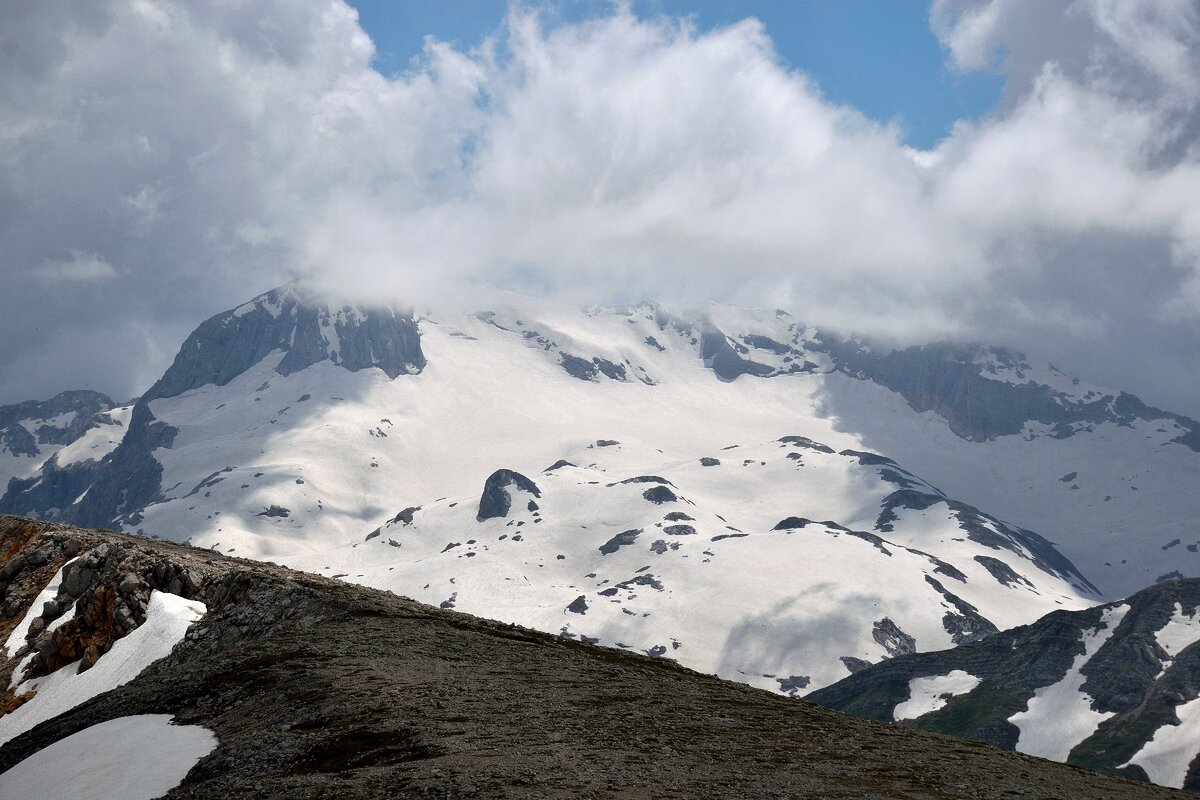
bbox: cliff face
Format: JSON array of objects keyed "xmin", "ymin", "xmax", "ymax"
[{"xmin": 0, "ymin": 516, "xmax": 1182, "ymax": 799}]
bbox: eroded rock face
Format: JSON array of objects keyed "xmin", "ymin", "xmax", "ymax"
[
  {"xmin": 151, "ymin": 284, "xmax": 426, "ymax": 399},
  {"xmin": 476, "ymin": 470, "xmax": 541, "ymax": 521},
  {"xmin": 0, "ymin": 527, "xmax": 206, "ymax": 687}
]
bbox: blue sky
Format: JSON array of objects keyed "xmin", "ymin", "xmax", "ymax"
[{"xmin": 348, "ymin": 0, "xmax": 1004, "ymax": 149}]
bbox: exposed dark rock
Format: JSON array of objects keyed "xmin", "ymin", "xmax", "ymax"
[
  {"xmin": 840, "ymin": 657, "xmax": 873, "ymax": 674},
  {"xmin": 388, "ymin": 507, "xmax": 420, "ymax": 526},
  {"xmin": 776, "ymin": 675, "xmax": 811, "ymax": 697},
  {"xmin": 773, "ymin": 517, "xmax": 813, "ymax": 530},
  {"xmin": 559, "ymin": 354, "xmax": 627, "ymax": 382},
  {"xmin": 876, "ymin": 489, "xmax": 1097, "ymax": 596},
  {"xmin": 543, "ymin": 460, "xmax": 575, "ymax": 472},
  {"xmin": 615, "ymin": 573, "xmax": 664, "ymax": 592},
  {"xmin": 700, "ymin": 324, "xmax": 774, "ymax": 381},
  {"xmin": 743, "ymin": 335, "xmax": 791, "ymax": 355},
  {"xmin": 664, "ymin": 512, "xmax": 694, "ymax": 522},
  {"xmin": 567, "ymin": 596, "xmax": 588, "ymax": 615},
  {"xmin": 924, "ymin": 576, "xmax": 1000, "ymax": 645},
  {"xmin": 477, "ymin": 470, "xmax": 541, "ymax": 521},
  {"xmin": 663, "ymin": 525, "xmax": 696, "ymax": 536},
  {"xmin": 255, "ymin": 505, "xmax": 290, "ymax": 519},
  {"xmin": 974, "ymin": 556, "xmax": 1033, "ymax": 588},
  {"xmin": 699, "ymin": 457, "xmax": 720, "ymax": 466},
  {"xmin": 560, "ymin": 354, "xmax": 598, "ymax": 381},
  {"xmin": 0, "ymin": 391, "xmax": 115, "ymax": 457},
  {"xmin": 779, "ymin": 436, "xmax": 835, "ymax": 454},
  {"xmin": 642, "ymin": 486, "xmax": 677, "ymax": 504},
  {"xmin": 873, "ymin": 618, "xmax": 917, "ymax": 658},
  {"xmin": 812, "ymin": 579, "xmax": 1200, "ymax": 789},
  {"xmin": 0, "ymin": 425, "xmax": 37, "ymax": 458},
  {"xmin": 598, "ymin": 529, "xmax": 641, "ymax": 555},
  {"xmin": 619, "ymin": 475, "xmax": 675, "ymax": 486},
  {"xmin": 1, "ymin": 456, "xmax": 103, "ymax": 519},
  {"xmin": 152, "ymin": 285, "xmax": 424, "ymax": 399}
]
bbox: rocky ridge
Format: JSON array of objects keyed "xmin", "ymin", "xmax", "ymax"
[{"xmin": 0, "ymin": 516, "xmax": 1182, "ymax": 799}]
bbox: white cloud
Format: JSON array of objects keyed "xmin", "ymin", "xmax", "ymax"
[
  {"xmin": 1, "ymin": 0, "xmax": 1199, "ymax": 416},
  {"xmin": 36, "ymin": 251, "xmax": 119, "ymax": 282}
]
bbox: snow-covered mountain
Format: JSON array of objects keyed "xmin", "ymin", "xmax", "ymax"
[
  {"xmin": 0, "ymin": 392, "xmax": 133, "ymax": 523},
  {"xmin": 3, "ymin": 283, "xmax": 1199, "ymax": 694},
  {"xmin": 810, "ymin": 577, "xmax": 1200, "ymax": 791}
]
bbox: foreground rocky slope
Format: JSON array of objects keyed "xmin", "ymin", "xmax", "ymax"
[
  {"xmin": 810, "ymin": 578, "xmax": 1200, "ymax": 790},
  {"xmin": 0, "ymin": 516, "xmax": 1180, "ymax": 799}
]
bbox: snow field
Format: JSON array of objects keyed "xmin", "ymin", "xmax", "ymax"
[{"xmin": 0, "ymin": 714, "xmax": 216, "ymax": 800}]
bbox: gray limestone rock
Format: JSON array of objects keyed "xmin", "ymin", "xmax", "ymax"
[{"xmin": 477, "ymin": 470, "xmax": 541, "ymax": 521}]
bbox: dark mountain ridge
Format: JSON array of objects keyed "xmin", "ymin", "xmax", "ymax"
[{"xmin": 810, "ymin": 577, "xmax": 1200, "ymax": 790}]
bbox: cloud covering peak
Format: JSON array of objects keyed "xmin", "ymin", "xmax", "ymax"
[{"xmin": 2, "ymin": 0, "xmax": 1199, "ymax": 414}]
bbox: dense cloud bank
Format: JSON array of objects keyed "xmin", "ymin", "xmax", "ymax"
[{"xmin": 2, "ymin": 0, "xmax": 1199, "ymax": 414}]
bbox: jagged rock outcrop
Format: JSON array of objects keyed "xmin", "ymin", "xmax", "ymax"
[{"xmin": 477, "ymin": 470, "xmax": 541, "ymax": 521}]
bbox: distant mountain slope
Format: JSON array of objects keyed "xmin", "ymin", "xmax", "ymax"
[
  {"xmin": 0, "ymin": 517, "xmax": 1180, "ymax": 799},
  {"xmin": 0, "ymin": 392, "xmax": 131, "ymax": 522},
  {"xmin": 342, "ymin": 434, "xmax": 1097, "ymax": 693},
  {"xmin": 0, "ymin": 391, "xmax": 119, "ymax": 485},
  {"xmin": 809, "ymin": 578, "xmax": 1200, "ymax": 790}
]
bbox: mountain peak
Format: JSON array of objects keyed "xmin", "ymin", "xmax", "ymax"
[{"xmin": 147, "ymin": 284, "xmax": 425, "ymax": 402}]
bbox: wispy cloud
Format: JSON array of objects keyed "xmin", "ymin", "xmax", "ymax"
[{"xmin": 36, "ymin": 251, "xmax": 119, "ymax": 282}]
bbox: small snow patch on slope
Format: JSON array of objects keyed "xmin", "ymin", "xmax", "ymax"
[
  {"xmin": 0, "ymin": 714, "xmax": 217, "ymax": 800},
  {"xmin": 0, "ymin": 591, "xmax": 206, "ymax": 745},
  {"xmin": 1154, "ymin": 603, "xmax": 1200, "ymax": 662},
  {"xmin": 1008, "ymin": 604, "xmax": 1129, "ymax": 761},
  {"xmin": 3, "ymin": 557, "xmax": 77, "ymax": 658},
  {"xmin": 893, "ymin": 670, "xmax": 980, "ymax": 721},
  {"xmin": 1121, "ymin": 696, "xmax": 1200, "ymax": 789}
]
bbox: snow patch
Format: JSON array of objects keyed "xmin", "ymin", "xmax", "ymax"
[
  {"xmin": 1154, "ymin": 603, "xmax": 1200, "ymax": 665},
  {"xmin": 1121, "ymin": 695, "xmax": 1200, "ymax": 789},
  {"xmin": 0, "ymin": 591, "xmax": 206, "ymax": 746},
  {"xmin": 893, "ymin": 670, "xmax": 981, "ymax": 721},
  {"xmin": 1008, "ymin": 603, "xmax": 1129, "ymax": 761},
  {"xmin": 3, "ymin": 558, "xmax": 77, "ymax": 658},
  {"xmin": 0, "ymin": 714, "xmax": 216, "ymax": 800}
]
